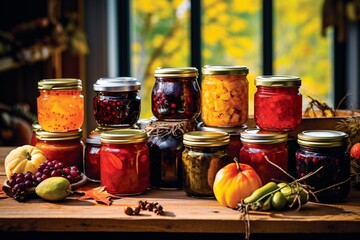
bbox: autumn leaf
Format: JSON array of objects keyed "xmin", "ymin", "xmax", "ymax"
[
  {"xmin": 75, "ymin": 185, "xmax": 121, "ymax": 206},
  {"xmin": 0, "ymin": 183, "xmax": 10, "ymax": 199}
]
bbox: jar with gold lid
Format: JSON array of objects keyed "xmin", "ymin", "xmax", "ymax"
[
  {"xmin": 240, "ymin": 128, "xmax": 288, "ymax": 184},
  {"xmin": 182, "ymin": 131, "xmax": 230, "ymax": 198},
  {"xmin": 37, "ymin": 78, "xmax": 84, "ymax": 132},
  {"xmin": 152, "ymin": 67, "xmax": 201, "ymax": 121},
  {"xmin": 100, "ymin": 129, "xmax": 149, "ymax": 196},
  {"xmin": 201, "ymin": 65, "xmax": 249, "ymax": 127},
  {"xmin": 296, "ymin": 130, "xmax": 350, "ymax": 203},
  {"xmin": 31, "ymin": 121, "xmax": 41, "ymax": 146},
  {"xmin": 35, "ymin": 129, "xmax": 84, "ymax": 170}
]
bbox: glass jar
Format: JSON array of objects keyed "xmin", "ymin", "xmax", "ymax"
[
  {"xmin": 93, "ymin": 77, "xmax": 141, "ymax": 127},
  {"xmin": 182, "ymin": 131, "xmax": 230, "ymax": 198},
  {"xmin": 35, "ymin": 129, "xmax": 84, "ymax": 170},
  {"xmin": 296, "ymin": 130, "xmax": 350, "ymax": 203},
  {"xmin": 31, "ymin": 121, "xmax": 41, "ymax": 146},
  {"xmin": 145, "ymin": 120, "xmax": 196, "ymax": 190},
  {"xmin": 254, "ymin": 75, "xmax": 302, "ymax": 132},
  {"xmin": 152, "ymin": 67, "xmax": 201, "ymax": 121},
  {"xmin": 201, "ymin": 65, "xmax": 249, "ymax": 127},
  {"xmin": 100, "ymin": 129, "xmax": 149, "ymax": 196},
  {"xmin": 240, "ymin": 129, "xmax": 288, "ymax": 184},
  {"xmin": 37, "ymin": 78, "xmax": 84, "ymax": 132},
  {"xmin": 84, "ymin": 135, "xmax": 101, "ymax": 182},
  {"xmin": 197, "ymin": 122, "xmax": 247, "ymax": 162}
]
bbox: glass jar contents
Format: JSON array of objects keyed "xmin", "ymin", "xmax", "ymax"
[
  {"xmin": 37, "ymin": 78, "xmax": 84, "ymax": 132},
  {"xmin": 35, "ymin": 129, "xmax": 84, "ymax": 171},
  {"xmin": 182, "ymin": 131, "xmax": 230, "ymax": 198},
  {"xmin": 93, "ymin": 77, "xmax": 141, "ymax": 127},
  {"xmin": 31, "ymin": 121, "xmax": 41, "ymax": 146},
  {"xmin": 240, "ymin": 129, "xmax": 288, "ymax": 184},
  {"xmin": 84, "ymin": 136, "xmax": 101, "ymax": 182},
  {"xmin": 198, "ymin": 122, "xmax": 247, "ymax": 162},
  {"xmin": 201, "ymin": 65, "xmax": 249, "ymax": 127},
  {"xmin": 296, "ymin": 130, "xmax": 350, "ymax": 203},
  {"xmin": 145, "ymin": 120, "xmax": 196, "ymax": 190},
  {"xmin": 254, "ymin": 75, "xmax": 302, "ymax": 132},
  {"xmin": 152, "ymin": 67, "xmax": 201, "ymax": 121},
  {"xmin": 100, "ymin": 129, "xmax": 149, "ymax": 196}
]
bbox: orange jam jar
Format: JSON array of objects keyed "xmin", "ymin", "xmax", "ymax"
[
  {"xmin": 37, "ymin": 78, "xmax": 84, "ymax": 132},
  {"xmin": 35, "ymin": 129, "xmax": 84, "ymax": 170},
  {"xmin": 100, "ymin": 129, "xmax": 150, "ymax": 196},
  {"xmin": 201, "ymin": 65, "xmax": 249, "ymax": 127}
]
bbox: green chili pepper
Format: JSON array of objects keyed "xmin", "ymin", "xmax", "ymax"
[{"xmin": 243, "ymin": 181, "xmax": 279, "ymax": 204}]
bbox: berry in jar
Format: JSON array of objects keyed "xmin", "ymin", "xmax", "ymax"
[{"xmin": 152, "ymin": 67, "xmax": 201, "ymax": 121}]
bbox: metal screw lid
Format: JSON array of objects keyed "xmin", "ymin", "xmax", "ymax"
[
  {"xmin": 36, "ymin": 129, "xmax": 83, "ymax": 141},
  {"xmin": 38, "ymin": 78, "xmax": 82, "ymax": 90},
  {"xmin": 255, "ymin": 75, "xmax": 301, "ymax": 87},
  {"xmin": 93, "ymin": 77, "xmax": 141, "ymax": 92},
  {"xmin": 240, "ymin": 128, "xmax": 288, "ymax": 144},
  {"xmin": 101, "ymin": 129, "xmax": 147, "ymax": 144},
  {"xmin": 297, "ymin": 130, "xmax": 348, "ymax": 148},
  {"xmin": 154, "ymin": 67, "xmax": 199, "ymax": 78},
  {"xmin": 202, "ymin": 65, "xmax": 249, "ymax": 75},
  {"xmin": 183, "ymin": 131, "xmax": 230, "ymax": 147}
]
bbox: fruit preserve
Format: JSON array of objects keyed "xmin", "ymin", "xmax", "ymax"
[
  {"xmin": 254, "ymin": 75, "xmax": 302, "ymax": 132},
  {"xmin": 37, "ymin": 78, "xmax": 84, "ymax": 132},
  {"xmin": 100, "ymin": 129, "xmax": 149, "ymax": 196},
  {"xmin": 93, "ymin": 77, "xmax": 141, "ymax": 127},
  {"xmin": 182, "ymin": 131, "xmax": 230, "ymax": 198},
  {"xmin": 35, "ymin": 129, "xmax": 84, "ymax": 171},
  {"xmin": 84, "ymin": 135, "xmax": 101, "ymax": 182},
  {"xmin": 296, "ymin": 130, "xmax": 350, "ymax": 203},
  {"xmin": 145, "ymin": 120, "xmax": 196, "ymax": 190},
  {"xmin": 201, "ymin": 65, "xmax": 249, "ymax": 127},
  {"xmin": 152, "ymin": 67, "xmax": 201, "ymax": 121},
  {"xmin": 240, "ymin": 129, "xmax": 288, "ymax": 184},
  {"xmin": 198, "ymin": 122, "xmax": 247, "ymax": 162},
  {"xmin": 31, "ymin": 121, "xmax": 41, "ymax": 146}
]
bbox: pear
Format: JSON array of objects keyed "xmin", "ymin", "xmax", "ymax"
[{"xmin": 35, "ymin": 177, "xmax": 72, "ymax": 201}]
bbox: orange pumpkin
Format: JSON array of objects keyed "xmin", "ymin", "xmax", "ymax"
[{"xmin": 213, "ymin": 158, "xmax": 262, "ymax": 209}]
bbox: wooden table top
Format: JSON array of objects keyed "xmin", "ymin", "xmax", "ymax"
[{"xmin": 1, "ymin": 146, "xmax": 360, "ymax": 237}]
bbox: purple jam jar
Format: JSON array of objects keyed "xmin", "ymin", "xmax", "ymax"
[
  {"xmin": 296, "ymin": 130, "xmax": 350, "ymax": 203},
  {"xmin": 93, "ymin": 77, "xmax": 141, "ymax": 127},
  {"xmin": 152, "ymin": 67, "xmax": 201, "ymax": 121}
]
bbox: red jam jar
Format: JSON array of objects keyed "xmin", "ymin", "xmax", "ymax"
[
  {"xmin": 254, "ymin": 75, "xmax": 302, "ymax": 132},
  {"xmin": 37, "ymin": 78, "xmax": 84, "ymax": 132},
  {"xmin": 296, "ymin": 130, "xmax": 350, "ymax": 203},
  {"xmin": 240, "ymin": 128, "xmax": 288, "ymax": 184},
  {"xmin": 84, "ymin": 135, "xmax": 101, "ymax": 182},
  {"xmin": 35, "ymin": 129, "xmax": 84, "ymax": 170},
  {"xmin": 93, "ymin": 77, "xmax": 141, "ymax": 127},
  {"xmin": 152, "ymin": 67, "xmax": 201, "ymax": 121},
  {"xmin": 201, "ymin": 65, "xmax": 249, "ymax": 127},
  {"xmin": 197, "ymin": 122, "xmax": 247, "ymax": 162},
  {"xmin": 31, "ymin": 121, "xmax": 41, "ymax": 146},
  {"xmin": 100, "ymin": 129, "xmax": 150, "ymax": 196}
]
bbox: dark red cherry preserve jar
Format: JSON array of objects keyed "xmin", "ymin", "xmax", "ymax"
[
  {"xmin": 93, "ymin": 77, "xmax": 141, "ymax": 127},
  {"xmin": 254, "ymin": 75, "xmax": 302, "ymax": 132},
  {"xmin": 152, "ymin": 67, "xmax": 201, "ymax": 121},
  {"xmin": 100, "ymin": 129, "xmax": 150, "ymax": 196}
]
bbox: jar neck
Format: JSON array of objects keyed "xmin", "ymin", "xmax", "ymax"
[
  {"xmin": 184, "ymin": 145, "xmax": 228, "ymax": 152},
  {"xmin": 155, "ymin": 77, "xmax": 197, "ymax": 82},
  {"xmin": 97, "ymin": 91, "xmax": 138, "ymax": 97},
  {"xmin": 256, "ymin": 85, "xmax": 299, "ymax": 94},
  {"xmin": 242, "ymin": 142, "xmax": 287, "ymax": 149},
  {"xmin": 299, "ymin": 145, "xmax": 345, "ymax": 153}
]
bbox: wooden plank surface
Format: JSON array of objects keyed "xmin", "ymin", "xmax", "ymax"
[{"xmin": 1, "ymin": 146, "xmax": 360, "ymax": 235}]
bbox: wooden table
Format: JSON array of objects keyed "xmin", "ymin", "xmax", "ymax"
[{"xmin": 1, "ymin": 146, "xmax": 360, "ymax": 239}]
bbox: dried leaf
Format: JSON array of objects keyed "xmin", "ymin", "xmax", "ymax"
[
  {"xmin": 0, "ymin": 183, "xmax": 10, "ymax": 199},
  {"xmin": 75, "ymin": 185, "xmax": 121, "ymax": 206}
]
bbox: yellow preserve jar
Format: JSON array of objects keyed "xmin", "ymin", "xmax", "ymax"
[
  {"xmin": 201, "ymin": 65, "xmax": 249, "ymax": 127},
  {"xmin": 37, "ymin": 79, "xmax": 84, "ymax": 132}
]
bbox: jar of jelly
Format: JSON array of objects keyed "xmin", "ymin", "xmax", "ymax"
[
  {"xmin": 240, "ymin": 128, "xmax": 288, "ymax": 184},
  {"xmin": 145, "ymin": 120, "xmax": 196, "ymax": 190},
  {"xmin": 198, "ymin": 122, "xmax": 247, "ymax": 162},
  {"xmin": 31, "ymin": 121, "xmax": 41, "ymax": 146},
  {"xmin": 84, "ymin": 135, "xmax": 101, "ymax": 182},
  {"xmin": 254, "ymin": 75, "xmax": 302, "ymax": 132},
  {"xmin": 100, "ymin": 129, "xmax": 149, "ymax": 196},
  {"xmin": 182, "ymin": 131, "xmax": 230, "ymax": 198},
  {"xmin": 296, "ymin": 130, "xmax": 350, "ymax": 203},
  {"xmin": 37, "ymin": 78, "xmax": 84, "ymax": 132},
  {"xmin": 152, "ymin": 67, "xmax": 201, "ymax": 121},
  {"xmin": 201, "ymin": 65, "xmax": 249, "ymax": 127},
  {"xmin": 35, "ymin": 129, "xmax": 84, "ymax": 170},
  {"xmin": 93, "ymin": 77, "xmax": 141, "ymax": 127}
]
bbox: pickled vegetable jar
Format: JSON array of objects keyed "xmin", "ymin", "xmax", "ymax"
[
  {"xmin": 240, "ymin": 129, "xmax": 288, "ymax": 184},
  {"xmin": 37, "ymin": 78, "xmax": 84, "ymax": 132},
  {"xmin": 84, "ymin": 135, "xmax": 101, "ymax": 182},
  {"xmin": 152, "ymin": 67, "xmax": 201, "ymax": 121},
  {"xmin": 100, "ymin": 129, "xmax": 149, "ymax": 196},
  {"xmin": 201, "ymin": 65, "xmax": 249, "ymax": 127},
  {"xmin": 296, "ymin": 130, "xmax": 350, "ymax": 203},
  {"xmin": 35, "ymin": 129, "xmax": 84, "ymax": 170},
  {"xmin": 254, "ymin": 75, "xmax": 302, "ymax": 131},
  {"xmin": 182, "ymin": 131, "xmax": 230, "ymax": 198},
  {"xmin": 93, "ymin": 77, "xmax": 141, "ymax": 127},
  {"xmin": 146, "ymin": 120, "xmax": 196, "ymax": 190}
]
